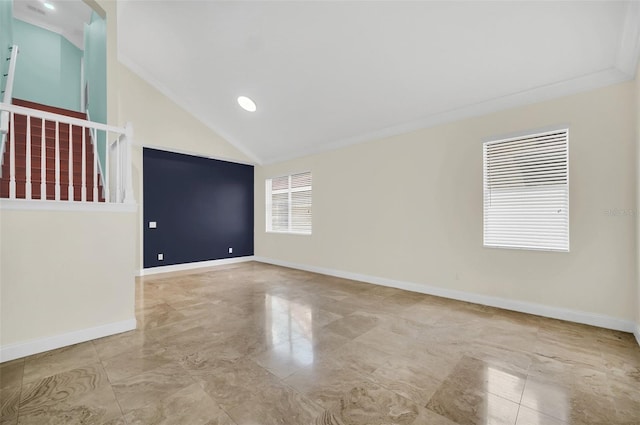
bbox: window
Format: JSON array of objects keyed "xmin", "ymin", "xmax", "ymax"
[
  {"xmin": 483, "ymin": 129, "xmax": 569, "ymax": 252},
  {"xmin": 266, "ymin": 172, "xmax": 312, "ymax": 234}
]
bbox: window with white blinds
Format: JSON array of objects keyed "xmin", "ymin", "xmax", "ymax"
[
  {"xmin": 483, "ymin": 129, "xmax": 569, "ymax": 252},
  {"xmin": 266, "ymin": 172, "xmax": 312, "ymax": 234}
]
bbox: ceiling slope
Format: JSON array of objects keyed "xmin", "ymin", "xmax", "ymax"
[{"xmin": 118, "ymin": 1, "xmax": 640, "ymax": 164}]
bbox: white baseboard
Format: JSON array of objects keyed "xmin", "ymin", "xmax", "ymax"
[
  {"xmin": 0, "ymin": 319, "xmax": 137, "ymax": 363},
  {"xmin": 254, "ymin": 256, "xmax": 636, "ymax": 333},
  {"xmin": 634, "ymin": 323, "xmax": 640, "ymax": 347},
  {"xmin": 138, "ymin": 255, "xmax": 255, "ymax": 276}
]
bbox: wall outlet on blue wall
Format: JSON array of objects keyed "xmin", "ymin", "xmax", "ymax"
[
  {"xmin": 228, "ymin": 247, "xmax": 233, "ymax": 254},
  {"xmin": 157, "ymin": 253, "xmax": 164, "ymax": 261}
]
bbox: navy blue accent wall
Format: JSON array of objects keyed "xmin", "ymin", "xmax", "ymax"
[{"xmin": 143, "ymin": 148, "xmax": 254, "ymax": 268}]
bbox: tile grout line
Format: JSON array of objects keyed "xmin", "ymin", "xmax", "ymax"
[{"xmin": 94, "ymin": 339, "xmax": 130, "ymax": 424}]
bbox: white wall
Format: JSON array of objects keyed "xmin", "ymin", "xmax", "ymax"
[
  {"xmin": 0, "ymin": 207, "xmax": 136, "ymax": 360},
  {"xmin": 256, "ymin": 80, "xmax": 637, "ymax": 329}
]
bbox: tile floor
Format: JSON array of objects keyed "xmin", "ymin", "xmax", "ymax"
[{"xmin": 1, "ymin": 262, "xmax": 639, "ymax": 424}]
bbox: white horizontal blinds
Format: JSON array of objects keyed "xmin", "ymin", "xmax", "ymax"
[
  {"xmin": 483, "ymin": 129, "xmax": 569, "ymax": 252},
  {"xmin": 266, "ymin": 172, "xmax": 312, "ymax": 234},
  {"xmin": 291, "ymin": 172, "xmax": 312, "ymax": 234},
  {"xmin": 270, "ymin": 175, "xmax": 290, "ymax": 232},
  {"xmin": 272, "ymin": 175, "xmax": 289, "ymax": 191}
]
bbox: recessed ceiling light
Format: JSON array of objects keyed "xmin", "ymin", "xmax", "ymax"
[
  {"xmin": 237, "ymin": 96, "xmax": 257, "ymax": 112},
  {"xmin": 43, "ymin": 2, "xmax": 55, "ymax": 10}
]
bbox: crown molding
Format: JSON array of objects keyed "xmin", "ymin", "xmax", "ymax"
[
  {"xmin": 262, "ymin": 67, "xmax": 630, "ymax": 165},
  {"xmin": 119, "ymin": 3, "xmax": 640, "ymax": 168},
  {"xmin": 118, "ymin": 54, "xmax": 262, "ymax": 165},
  {"xmin": 12, "ymin": 15, "xmax": 84, "ymax": 51}
]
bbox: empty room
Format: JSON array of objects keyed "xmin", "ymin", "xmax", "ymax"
[{"xmin": 1, "ymin": 0, "xmax": 639, "ymax": 424}]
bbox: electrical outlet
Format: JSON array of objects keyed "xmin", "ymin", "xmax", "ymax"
[
  {"xmin": 228, "ymin": 247, "xmax": 233, "ymax": 254},
  {"xmin": 149, "ymin": 221, "xmax": 157, "ymax": 229},
  {"xmin": 158, "ymin": 253, "xmax": 164, "ymax": 261}
]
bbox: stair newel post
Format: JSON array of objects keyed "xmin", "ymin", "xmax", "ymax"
[
  {"xmin": 68, "ymin": 124, "xmax": 74, "ymax": 201},
  {"xmin": 40, "ymin": 119, "xmax": 45, "ymax": 200},
  {"xmin": 122, "ymin": 122, "xmax": 135, "ymax": 205},
  {"xmin": 81, "ymin": 126, "xmax": 86, "ymax": 202},
  {"xmin": 8, "ymin": 112, "xmax": 15, "ymax": 199},
  {"xmin": 104, "ymin": 130, "xmax": 110, "ymax": 203},
  {"xmin": 25, "ymin": 115, "xmax": 31, "ymax": 199}
]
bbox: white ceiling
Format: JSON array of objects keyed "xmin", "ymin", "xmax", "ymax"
[
  {"xmin": 118, "ymin": 1, "xmax": 640, "ymax": 164},
  {"xmin": 13, "ymin": 0, "xmax": 93, "ymax": 50}
]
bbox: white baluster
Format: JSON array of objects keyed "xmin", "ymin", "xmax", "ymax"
[
  {"xmin": 104, "ymin": 131, "xmax": 110, "ymax": 202},
  {"xmin": 68, "ymin": 124, "xmax": 74, "ymax": 201},
  {"xmin": 25, "ymin": 115, "xmax": 31, "ymax": 199},
  {"xmin": 81, "ymin": 126, "xmax": 86, "ymax": 201},
  {"xmin": 55, "ymin": 121, "xmax": 60, "ymax": 200},
  {"xmin": 116, "ymin": 135, "xmax": 121, "ymax": 203},
  {"xmin": 40, "ymin": 119, "xmax": 46, "ymax": 199},
  {"xmin": 8, "ymin": 112, "xmax": 15, "ymax": 199}
]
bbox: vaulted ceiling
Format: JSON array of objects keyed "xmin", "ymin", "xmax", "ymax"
[{"xmin": 118, "ymin": 1, "xmax": 640, "ymax": 164}]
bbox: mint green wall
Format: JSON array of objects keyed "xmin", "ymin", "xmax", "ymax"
[
  {"xmin": 12, "ymin": 19, "xmax": 82, "ymax": 111},
  {"xmin": 0, "ymin": 0, "xmax": 13, "ymax": 96},
  {"xmin": 84, "ymin": 11, "xmax": 107, "ymax": 169}
]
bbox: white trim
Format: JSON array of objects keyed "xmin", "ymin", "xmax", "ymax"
[
  {"xmin": 118, "ymin": 57, "xmax": 262, "ymax": 165},
  {"xmin": 262, "ymin": 67, "xmax": 629, "ymax": 165},
  {"xmin": 141, "ymin": 145, "xmax": 255, "ymax": 167},
  {"xmin": 12, "ymin": 16, "xmax": 66, "ymax": 44},
  {"xmin": 0, "ymin": 199, "xmax": 137, "ymax": 213},
  {"xmin": 12, "ymin": 16, "xmax": 86, "ymax": 51},
  {"xmin": 121, "ymin": 47, "xmax": 637, "ymax": 167},
  {"xmin": 0, "ymin": 319, "xmax": 136, "ymax": 363},
  {"xmin": 481, "ymin": 124, "xmax": 571, "ymax": 145},
  {"xmin": 138, "ymin": 256, "xmax": 255, "ymax": 276},
  {"xmin": 254, "ymin": 257, "xmax": 636, "ymax": 333},
  {"xmin": 635, "ymin": 323, "xmax": 640, "ymax": 348}
]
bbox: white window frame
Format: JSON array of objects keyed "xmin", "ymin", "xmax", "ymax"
[
  {"xmin": 483, "ymin": 126, "xmax": 570, "ymax": 252},
  {"xmin": 266, "ymin": 172, "xmax": 312, "ymax": 235}
]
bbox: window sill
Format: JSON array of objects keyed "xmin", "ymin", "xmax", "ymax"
[{"xmin": 266, "ymin": 231, "xmax": 312, "ymax": 236}]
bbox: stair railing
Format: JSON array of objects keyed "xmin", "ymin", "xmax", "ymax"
[
  {"xmin": 1, "ymin": 45, "xmax": 19, "ymax": 169},
  {"xmin": 0, "ymin": 102, "xmax": 135, "ymax": 204}
]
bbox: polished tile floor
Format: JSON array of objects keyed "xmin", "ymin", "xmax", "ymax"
[{"xmin": 1, "ymin": 262, "xmax": 639, "ymax": 424}]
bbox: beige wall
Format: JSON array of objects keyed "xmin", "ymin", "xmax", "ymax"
[
  {"xmin": 636, "ymin": 63, "xmax": 640, "ymax": 329},
  {"xmin": 256, "ymin": 81, "xmax": 637, "ymax": 323},
  {"xmin": 0, "ymin": 209, "xmax": 136, "ymax": 347}
]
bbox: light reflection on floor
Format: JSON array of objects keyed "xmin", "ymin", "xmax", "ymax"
[{"xmin": 265, "ymin": 294, "xmax": 314, "ymax": 367}]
